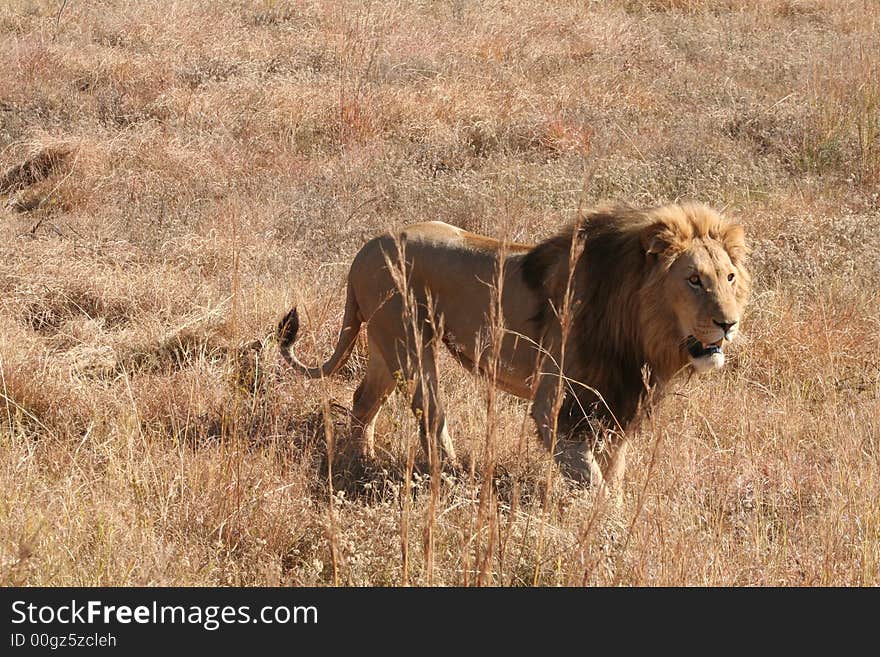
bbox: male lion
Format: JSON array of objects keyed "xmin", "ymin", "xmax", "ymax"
[{"xmin": 278, "ymin": 202, "xmax": 750, "ymax": 490}]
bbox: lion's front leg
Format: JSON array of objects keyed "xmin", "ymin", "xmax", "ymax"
[
  {"xmin": 597, "ymin": 436, "xmax": 627, "ymax": 490},
  {"xmin": 530, "ymin": 374, "xmax": 603, "ymax": 485},
  {"xmin": 591, "ymin": 435, "xmax": 628, "ymax": 508}
]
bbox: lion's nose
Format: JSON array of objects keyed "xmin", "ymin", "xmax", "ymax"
[{"xmin": 713, "ymin": 319, "xmax": 737, "ymax": 334}]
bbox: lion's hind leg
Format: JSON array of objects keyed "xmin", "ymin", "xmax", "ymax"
[
  {"xmin": 351, "ymin": 345, "xmax": 395, "ymax": 460},
  {"xmin": 365, "ymin": 303, "xmax": 458, "ymax": 471},
  {"xmin": 382, "ymin": 336, "xmax": 457, "ymax": 470},
  {"xmin": 408, "ymin": 344, "xmax": 458, "ymax": 470}
]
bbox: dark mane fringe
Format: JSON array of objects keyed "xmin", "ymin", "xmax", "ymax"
[
  {"xmin": 520, "ymin": 228, "xmax": 571, "ymax": 326},
  {"xmin": 521, "ymin": 204, "xmax": 661, "ymax": 433},
  {"xmin": 519, "ymin": 201, "xmax": 748, "ymax": 438}
]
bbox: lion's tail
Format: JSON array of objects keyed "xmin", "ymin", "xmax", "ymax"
[{"xmin": 277, "ymin": 282, "xmax": 362, "ymax": 379}]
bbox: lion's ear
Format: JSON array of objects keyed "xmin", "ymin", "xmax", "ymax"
[
  {"xmin": 722, "ymin": 223, "xmax": 749, "ymax": 263},
  {"xmin": 640, "ymin": 221, "xmax": 678, "ymax": 256}
]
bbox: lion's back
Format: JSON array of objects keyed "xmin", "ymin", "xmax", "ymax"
[{"xmin": 347, "ymin": 222, "xmax": 529, "ymax": 319}]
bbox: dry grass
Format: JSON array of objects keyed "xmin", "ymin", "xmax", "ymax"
[{"xmin": 1, "ymin": 0, "xmax": 878, "ymax": 586}]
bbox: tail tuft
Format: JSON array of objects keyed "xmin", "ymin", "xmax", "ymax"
[
  {"xmin": 276, "ymin": 283, "xmax": 360, "ymax": 378},
  {"xmin": 277, "ymin": 307, "xmax": 300, "ymax": 351}
]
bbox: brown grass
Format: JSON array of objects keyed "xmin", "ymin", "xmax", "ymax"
[{"xmin": 0, "ymin": 0, "xmax": 878, "ymax": 585}]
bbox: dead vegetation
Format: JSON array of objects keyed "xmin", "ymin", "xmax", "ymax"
[{"xmin": 0, "ymin": 0, "xmax": 878, "ymax": 585}]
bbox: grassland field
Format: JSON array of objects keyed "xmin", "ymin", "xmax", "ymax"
[{"xmin": 0, "ymin": 0, "xmax": 878, "ymax": 585}]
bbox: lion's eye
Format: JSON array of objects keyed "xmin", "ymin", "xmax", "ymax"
[
  {"xmin": 728, "ymin": 272, "xmax": 735, "ymax": 283},
  {"xmin": 688, "ymin": 275, "xmax": 702, "ymax": 288}
]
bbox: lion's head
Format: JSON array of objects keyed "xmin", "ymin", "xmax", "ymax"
[
  {"xmin": 524, "ymin": 202, "xmax": 751, "ymax": 429},
  {"xmin": 637, "ymin": 203, "xmax": 751, "ymax": 375}
]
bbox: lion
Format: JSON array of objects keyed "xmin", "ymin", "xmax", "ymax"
[{"xmin": 278, "ymin": 202, "xmax": 750, "ymax": 491}]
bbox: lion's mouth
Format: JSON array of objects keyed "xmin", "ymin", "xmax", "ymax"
[{"xmin": 685, "ymin": 336, "xmax": 723, "ymax": 359}]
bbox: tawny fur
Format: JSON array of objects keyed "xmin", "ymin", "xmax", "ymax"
[{"xmin": 278, "ymin": 202, "xmax": 750, "ymax": 488}]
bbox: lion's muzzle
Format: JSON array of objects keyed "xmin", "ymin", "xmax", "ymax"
[{"xmin": 685, "ymin": 335, "xmax": 726, "ymax": 373}]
